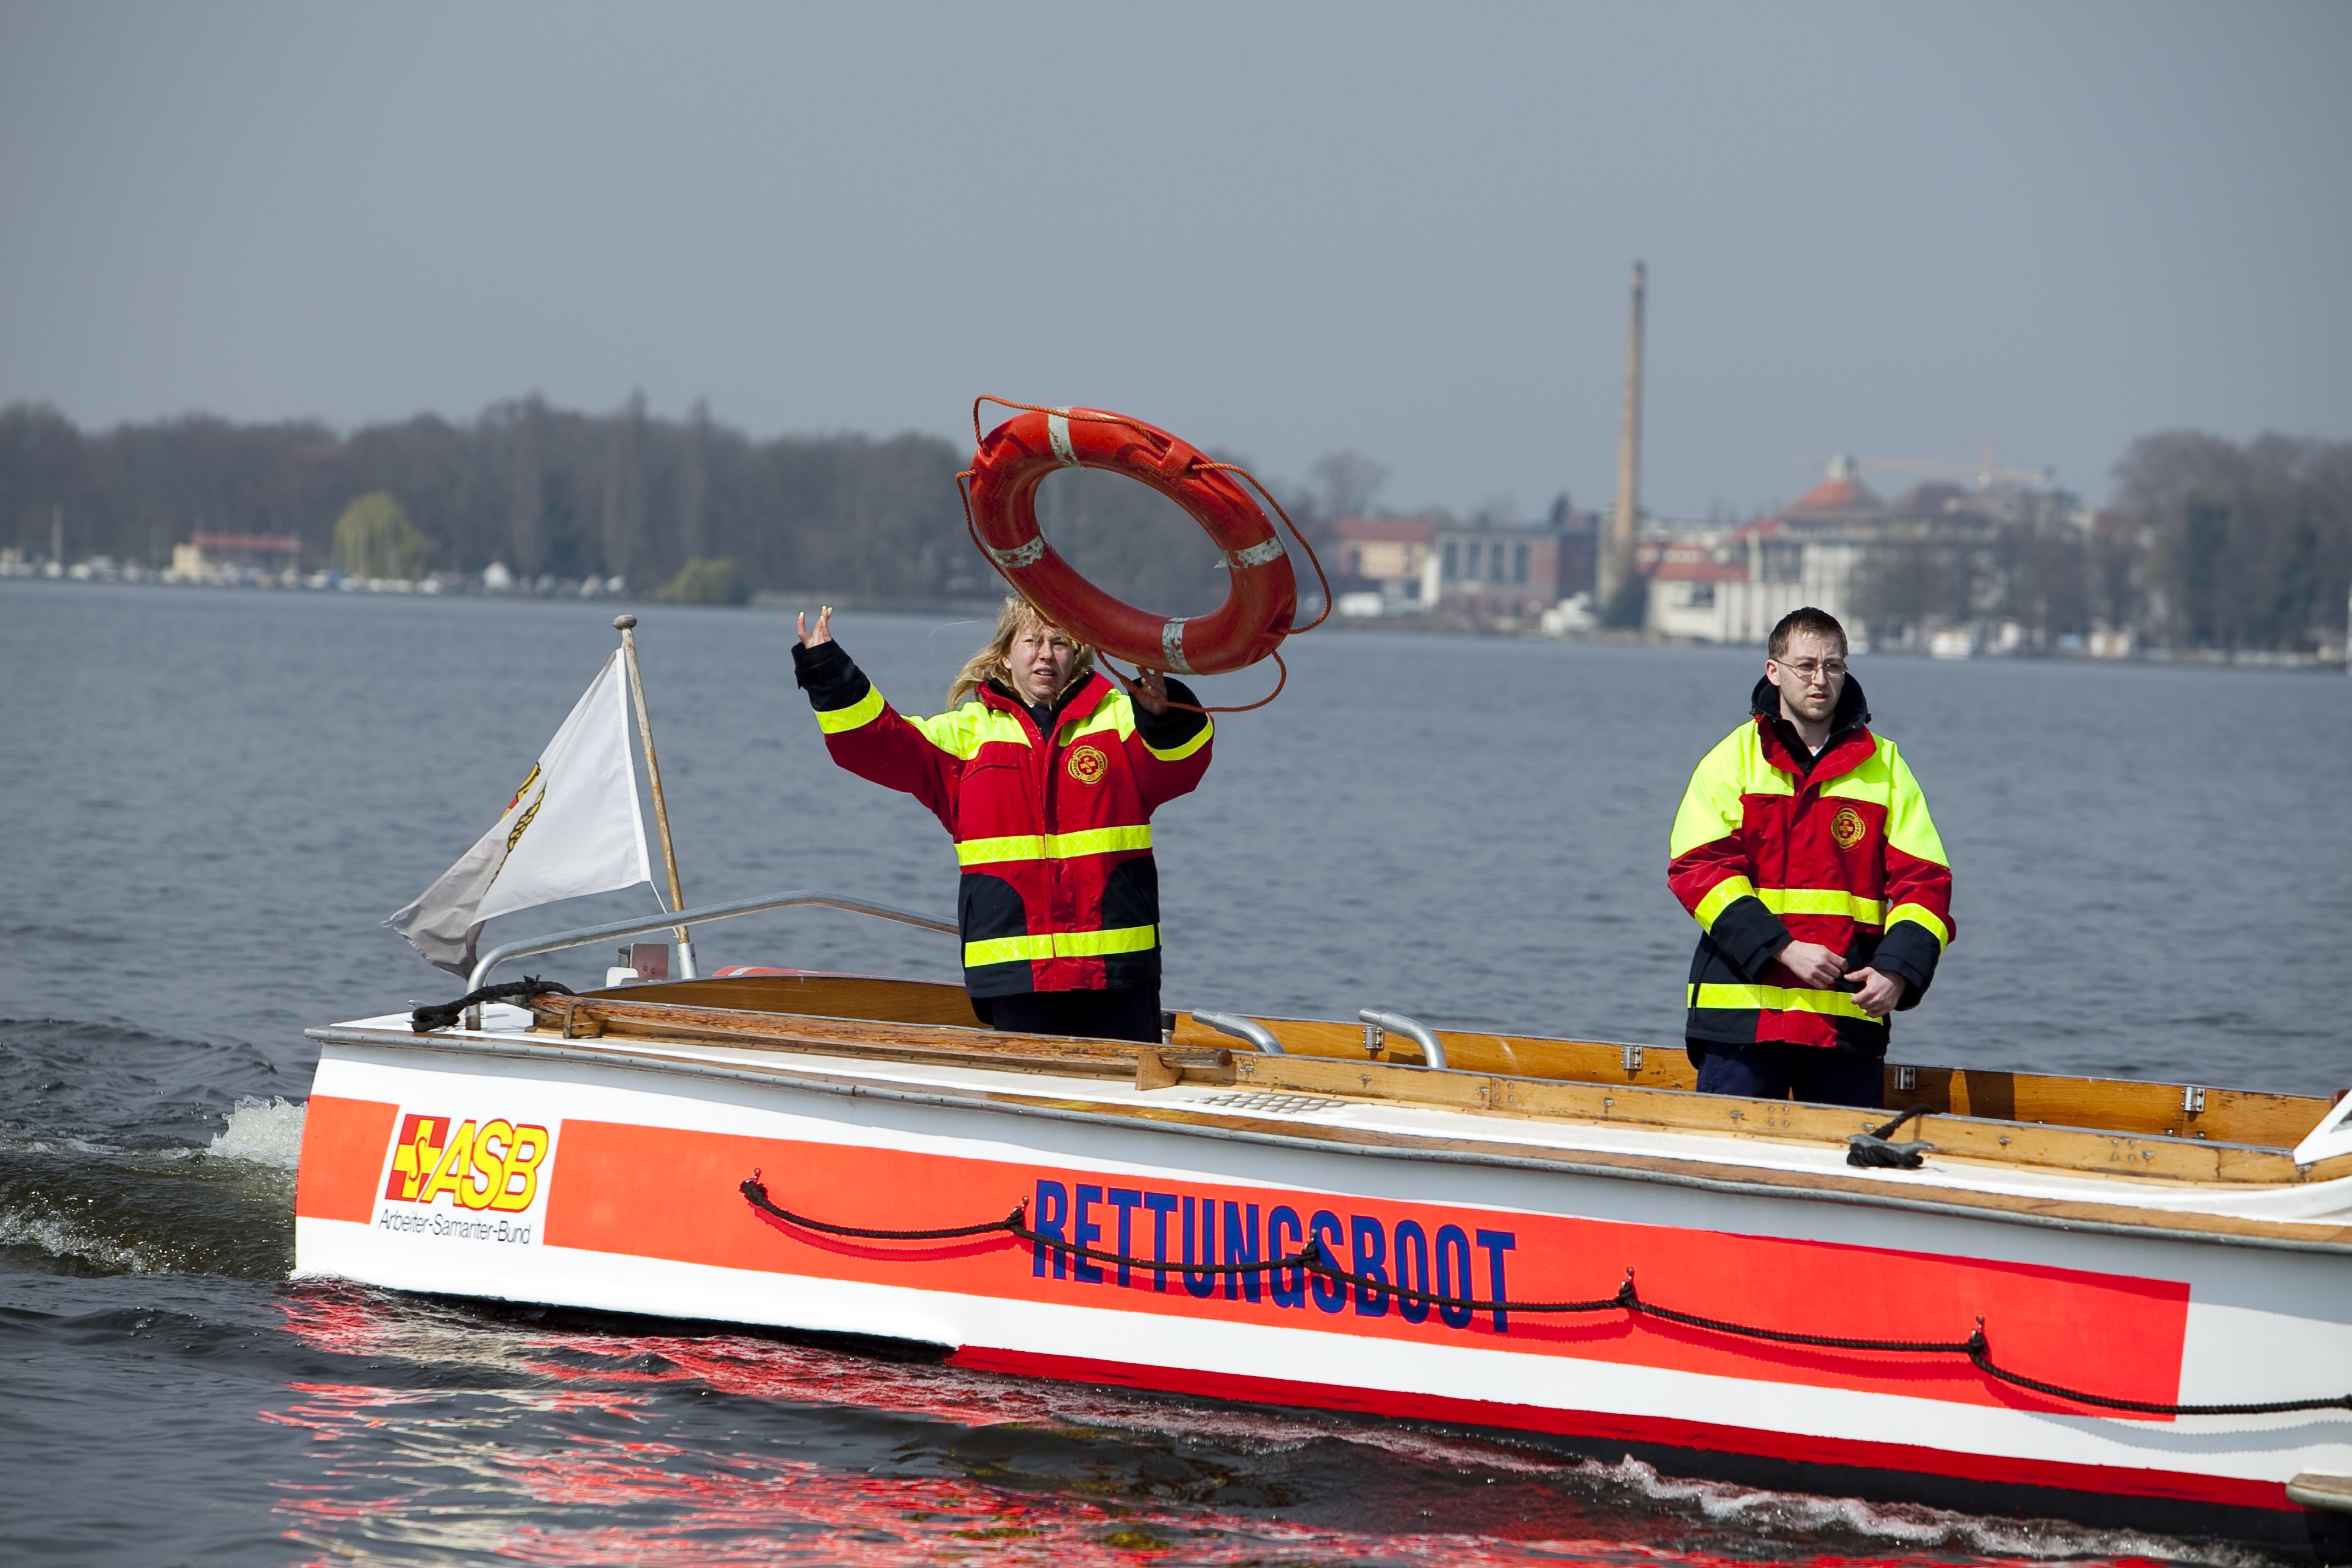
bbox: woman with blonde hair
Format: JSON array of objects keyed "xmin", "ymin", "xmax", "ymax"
[{"xmin": 791, "ymin": 596, "xmax": 1213, "ymax": 1042}]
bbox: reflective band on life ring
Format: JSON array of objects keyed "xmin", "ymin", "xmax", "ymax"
[{"xmin": 966, "ymin": 407, "xmax": 1298, "ymax": 676}]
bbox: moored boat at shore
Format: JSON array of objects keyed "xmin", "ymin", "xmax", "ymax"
[{"xmin": 294, "ymin": 935, "xmax": 2352, "ymax": 1558}]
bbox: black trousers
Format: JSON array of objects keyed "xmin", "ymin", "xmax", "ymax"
[
  {"xmin": 972, "ymin": 986, "xmax": 1161, "ymax": 1044},
  {"xmin": 1687, "ymin": 1038, "xmax": 1884, "ymax": 1109}
]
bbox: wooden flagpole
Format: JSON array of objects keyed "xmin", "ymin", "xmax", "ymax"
[{"xmin": 613, "ymin": 614, "xmax": 693, "ymax": 977}]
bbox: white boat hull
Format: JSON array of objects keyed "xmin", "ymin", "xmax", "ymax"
[{"xmin": 294, "ymin": 1026, "xmax": 2352, "ymax": 1550}]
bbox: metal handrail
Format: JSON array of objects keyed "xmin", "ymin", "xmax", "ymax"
[
  {"xmin": 467, "ymin": 889, "xmax": 958, "ymax": 990},
  {"xmin": 1358, "ymin": 1007, "xmax": 1449, "ymax": 1072},
  {"xmin": 1190, "ymin": 1009, "xmax": 1286, "ymax": 1054}
]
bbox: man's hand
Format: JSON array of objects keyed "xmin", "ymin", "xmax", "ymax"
[
  {"xmin": 795, "ymin": 606, "xmax": 834, "ymax": 648},
  {"xmin": 1115, "ymin": 666, "xmax": 1170, "ymax": 716},
  {"xmin": 1845, "ymin": 966, "xmax": 1909, "ymax": 1017},
  {"xmin": 1777, "ymin": 940, "xmax": 1845, "ymax": 989}
]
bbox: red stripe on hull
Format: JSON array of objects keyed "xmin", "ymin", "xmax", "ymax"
[
  {"xmin": 540, "ymin": 1120, "xmax": 2192, "ymax": 1416},
  {"xmin": 947, "ymin": 1343, "xmax": 2297, "ymax": 1517},
  {"xmin": 294, "ymin": 1095, "xmax": 400, "ymax": 1223}
]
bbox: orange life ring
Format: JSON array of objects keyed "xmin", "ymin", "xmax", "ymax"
[{"xmin": 965, "ymin": 406, "xmax": 1298, "ymax": 676}]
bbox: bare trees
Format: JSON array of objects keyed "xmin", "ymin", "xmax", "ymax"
[
  {"xmin": 2117, "ymin": 432, "xmax": 2352, "ymax": 651},
  {"xmin": 1308, "ymin": 450, "xmax": 1389, "ymax": 521},
  {"xmin": 1851, "ymin": 432, "xmax": 2351, "ymax": 653},
  {"xmin": 7, "ymin": 400, "xmax": 2343, "ymax": 647},
  {"xmin": 0, "ymin": 399, "xmax": 981, "ymax": 601}
]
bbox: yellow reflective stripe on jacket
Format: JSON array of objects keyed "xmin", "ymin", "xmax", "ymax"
[
  {"xmin": 1691, "ymin": 875, "xmax": 1757, "ymax": 933},
  {"xmin": 1756, "ymin": 888, "xmax": 1887, "ymax": 924},
  {"xmin": 814, "ymin": 685, "xmax": 886, "ymax": 735},
  {"xmin": 1050, "ymin": 923, "xmax": 1158, "ymax": 956},
  {"xmin": 909, "ymin": 703, "xmax": 1031, "ymax": 759},
  {"xmin": 1885, "ymin": 901, "xmax": 1952, "ymax": 951},
  {"xmin": 1056, "ymin": 684, "xmax": 1213, "ymax": 762},
  {"xmin": 1690, "ymin": 881, "xmax": 1887, "ymax": 934},
  {"xmin": 963, "ymin": 923, "xmax": 1159, "ymax": 967},
  {"xmin": 1143, "ymin": 716, "xmax": 1213, "ymax": 762},
  {"xmin": 1051, "ymin": 825, "xmax": 1153, "ymax": 858},
  {"xmin": 955, "ymin": 825, "xmax": 1154, "ymax": 867},
  {"xmin": 1686, "ymin": 982, "xmax": 1877, "ymax": 1022},
  {"xmin": 1059, "ymin": 689, "xmax": 1135, "ymax": 746},
  {"xmin": 966, "ymin": 933, "xmax": 1054, "ymax": 966},
  {"xmin": 1669, "ymin": 724, "xmax": 1790, "ymax": 860},
  {"xmin": 1881, "ymin": 742, "xmax": 1949, "ymax": 867},
  {"xmin": 958, "ymin": 836, "xmax": 1047, "ymax": 867}
]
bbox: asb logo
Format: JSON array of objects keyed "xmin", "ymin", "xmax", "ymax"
[
  {"xmin": 1065, "ymin": 744, "xmax": 1108, "ymax": 786},
  {"xmin": 1830, "ymin": 806, "xmax": 1868, "ymax": 850},
  {"xmin": 384, "ymin": 1114, "xmax": 551, "ymax": 1212}
]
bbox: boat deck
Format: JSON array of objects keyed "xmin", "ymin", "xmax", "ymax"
[{"xmin": 313, "ymin": 973, "xmax": 2352, "ymax": 1251}]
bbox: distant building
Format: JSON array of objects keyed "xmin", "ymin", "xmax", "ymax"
[
  {"xmin": 1640, "ymin": 463, "xmax": 1892, "ymax": 643},
  {"xmin": 1325, "ymin": 516, "xmax": 1440, "ymax": 615},
  {"xmin": 171, "ymin": 532, "xmax": 301, "ymax": 582},
  {"xmin": 1433, "ymin": 514, "xmax": 1597, "ymax": 627},
  {"xmin": 1325, "ymin": 507, "xmax": 1603, "ymax": 628},
  {"xmin": 1643, "ymin": 539, "xmax": 1752, "ymax": 640},
  {"xmin": 1637, "ymin": 457, "xmax": 2047, "ymax": 646}
]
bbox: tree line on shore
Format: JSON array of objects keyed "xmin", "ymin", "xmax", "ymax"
[
  {"xmin": 1857, "ymin": 432, "xmax": 2352, "ymax": 651},
  {"xmin": 1, "ymin": 397, "xmax": 2345, "ymax": 649},
  {"xmin": 0, "ymin": 396, "xmax": 1304, "ymax": 614},
  {"xmin": 2109, "ymin": 431, "xmax": 2351, "ymax": 651}
]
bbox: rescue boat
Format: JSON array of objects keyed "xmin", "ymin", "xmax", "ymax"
[{"xmin": 294, "ymin": 894, "xmax": 2352, "ymax": 1557}]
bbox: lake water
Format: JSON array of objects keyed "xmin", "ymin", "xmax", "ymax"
[{"xmin": 5, "ymin": 578, "xmax": 2348, "ymax": 1566}]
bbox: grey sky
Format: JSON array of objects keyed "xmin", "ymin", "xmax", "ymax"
[{"xmin": 3, "ymin": 1, "xmax": 2346, "ymax": 519}]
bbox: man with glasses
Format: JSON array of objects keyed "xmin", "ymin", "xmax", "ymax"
[{"xmin": 1666, "ymin": 606, "xmax": 1955, "ymax": 1107}]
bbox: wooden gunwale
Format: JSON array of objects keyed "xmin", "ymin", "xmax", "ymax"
[
  {"xmin": 317, "ymin": 1021, "xmax": 2352, "ymax": 1252},
  {"xmin": 1231, "ymin": 1053, "xmax": 2337, "ymax": 1187},
  {"xmin": 532, "ymin": 994, "xmax": 1235, "ymax": 1082},
  {"xmin": 1164, "ymin": 1012, "xmax": 2336, "ymax": 1151},
  {"xmin": 532, "ymin": 991, "xmax": 2352, "ymax": 1188},
  {"xmin": 585, "ymin": 974, "xmax": 2338, "ymax": 1150}
]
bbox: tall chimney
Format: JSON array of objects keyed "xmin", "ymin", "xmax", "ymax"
[{"xmin": 1603, "ymin": 261, "xmax": 1645, "ymax": 613}]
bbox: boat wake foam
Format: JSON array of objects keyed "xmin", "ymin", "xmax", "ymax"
[
  {"xmin": 0, "ymin": 1096, "xmax": 302, "ymax": 1277},
  {"xmin": 0, "ymin": 1198, "xmax": 189, "ymax": 1274},
  {"xmin": 1570, "ymin": 1457, "xmax": 2273, "ymax": 1566},
  {"xmin": 205, "ymin": 1096, "xmax": 304, "ymax": 1168}
]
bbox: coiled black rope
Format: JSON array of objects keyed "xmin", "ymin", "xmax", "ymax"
[
  {"xmin": 410, "ymin": 977, "xmax": 574, "ymax": 1034},
  {"xmin": 1846, "ymin": 1104, "xmax": 1935, "ymax": 1169},
  {"xmin": 738, "ymin": 1175, "xmax": 2352, "ymax": 1418}
]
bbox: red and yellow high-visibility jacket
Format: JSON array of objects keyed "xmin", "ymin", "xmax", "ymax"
[
  {"xmin": 793, "ymin": 641, "xmax": 1212, "ymax": 998},
  {"xmin": 1667, "ymin": 676, "xmax": 1953, "ymax": 1053}
]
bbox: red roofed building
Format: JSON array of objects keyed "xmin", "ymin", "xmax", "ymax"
[
  {"xmin": 1782, "ymin": 457, "xmax": 1883, "ymax": 517},
  {"xmin": 1638, "ymin": 457, "xmax": 1904, "ymax": 643},
  {"xmin": 1641, "ymin": 539, "xmax": 1753, "ymax": 640}
]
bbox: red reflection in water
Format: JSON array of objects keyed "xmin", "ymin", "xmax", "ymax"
[
  {"xmin": 269, "ymin": 1385, "xmax": 1750, "ymax": 1568},
  {"xmin": 267, "ymin": 1286, "xmax": 2195, "ymax": 1568}
]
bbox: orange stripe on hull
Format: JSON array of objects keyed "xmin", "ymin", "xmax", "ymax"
[
  {"xmin": 540, "ymin": 1119, "xmax": 2191, "ymax": 1416},
  {"xmin": 294, "ymin": 1095, "xmax": 400, "ymax": 1222}
]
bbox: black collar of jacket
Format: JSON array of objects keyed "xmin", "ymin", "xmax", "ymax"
[
  {"xmin": 1750, "ymin": 673, "xmax": 1872, "ymax": 776},
  {"xmin": 986, "ymin": 670, "xmax": 1109, "ymax": 739}
]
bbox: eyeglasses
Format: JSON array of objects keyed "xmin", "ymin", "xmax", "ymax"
[{"xmin": 1778, "ymin": 659, "xmax": 1847, "ymax": 679}]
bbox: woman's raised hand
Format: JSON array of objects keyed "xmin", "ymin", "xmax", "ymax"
[
  {"xmin": 796, "ymin": 606, "xmax": 835, "ymax": 648},
  {"xmin": 1117, "ymin": 666, "xmax": 1169, "ymax": 715}
]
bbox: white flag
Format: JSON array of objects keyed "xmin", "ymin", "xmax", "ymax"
[{"xmin": 387, "ymin": 650, "xmax": 655, "ymax": 976}]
